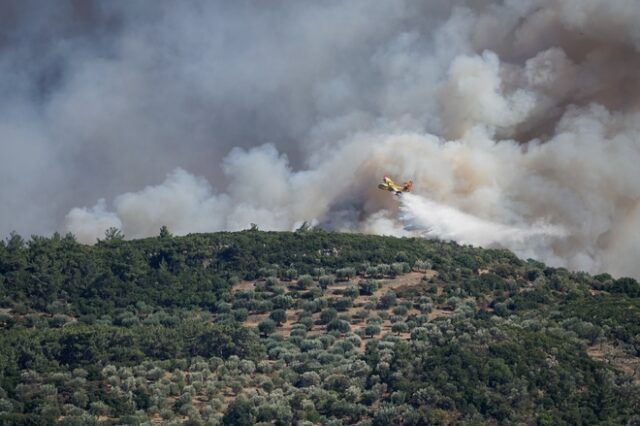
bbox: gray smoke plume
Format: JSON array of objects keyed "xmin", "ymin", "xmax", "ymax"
[{"xmin": 1, "ymin": 0, "xmax": 640, "ymax": 277}]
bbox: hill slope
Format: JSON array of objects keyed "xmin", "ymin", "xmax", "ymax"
[{"xmin": 0, "ymin": 230, "xmax": 639, "ymax": 424}]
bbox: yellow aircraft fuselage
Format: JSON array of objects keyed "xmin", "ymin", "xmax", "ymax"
[{"xmin": 378, "ymin": 175, "xmax": 413, "ymax": 194}]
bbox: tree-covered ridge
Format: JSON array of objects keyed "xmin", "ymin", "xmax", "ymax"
[
  {"xmin": 0, "ymin": 229, "xmax": 522, "ymax": 315},
  {"xmin": 0, "ymin": 229, "xmax": 639, "ymax": 425}
]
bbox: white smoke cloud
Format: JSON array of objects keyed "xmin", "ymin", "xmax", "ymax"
[
  {"xmin": 65, "ymin": 199, "xmax": 122, "ymax": 244},
  {"xmin": 399, "ymin": 193, "xmax": 567, "ymax": 264},
  {"xmin": 1, "ymin": 0, "xmax": 640, "ymax": 278},
  {"xmin": 439, "ymin": 50, "xmax": 537, "ymax": 138}
]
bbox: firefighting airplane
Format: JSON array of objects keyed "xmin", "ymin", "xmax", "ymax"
[{"xmin": 377, "ymin": 175, "xmax": 413, "ymax": 195}]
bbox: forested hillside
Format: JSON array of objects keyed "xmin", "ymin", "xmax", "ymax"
[{"xmin": 0, "ymin": 228, "xmax": 639, "ymax": 425}]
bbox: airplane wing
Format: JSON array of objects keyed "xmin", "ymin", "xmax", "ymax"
[{"xmin": 383, "ymin": 176, "xmax": 402, "ymax": 192}]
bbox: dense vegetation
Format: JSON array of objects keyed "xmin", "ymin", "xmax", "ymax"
[{"xmin": 0, "ymin": 228, "xmax": 639, "ymax": 425}]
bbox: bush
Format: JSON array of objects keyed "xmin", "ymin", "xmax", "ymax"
[
  {"xmin": 611, "ymin": 277, "xmax": 640, "ymax": 297},
  {"xmin": 327, "ymin": 319, "xmax": 351, "ymax": 334},
  {"xmin": 366, "ymin": 266, "xmax": 379, "ymax": 278},
  {"xmin": 233, "ymin": 308, "xmax": 249, "ymax": 322},
  {"xmin": 344, "ymin": 286, "xmax": 360, "ymax": 298},
  {"xmin": 392, "ymin": 306, "xmax": 408, "ymax": 316},
  {"xmin": 299, "ymin": 316, "xmax": 314, "ymax": 330},
  {"xmin": 364, "ymin": 324, "xmax": 381, "ymax": 337},
  {"xmin": 336, "ymin": 268, "xmax": 356, "ymax": 282},
  {"xmin": 272, "ymin": 295, "xmax": 294, "ymax": 310},
  {"xmin": 378, "ymin": 291, "xmax": 397, "ymax": 309},
  {"xmin": 391, "ymin": 262, "xmax": 409, "ymax": 276},
  {"xmin": 258, "ymin": 319, "xmax": 277, "ymax": 336},
  {"xmin": 223, "ymin": 397, "xmax": 254, "ymax": 426},
  {"xmin": 283, "ymin": 268, "xmax": 298, "ymax": 281},
  {"xmin": 320, "ymin": 308, "xmax": 338, "ymax": 325},
  {"xmin": 297, "ymin": 275, "xmax": 314, "ymax": 290},
  {"xmin": 270, "ymin": 309, "xmax": 287, "ymax": 325},
  {"xmin": 300, "ymin": 372, "xmax": 321, "ymax": 387},
  {"xmin": 414, "ymin": 260, "xmax": 432, "ymax": 271},
  {"xmin": 265, "ymin": 276, "xmax": 281, "ymax": 289},
  {"xmin": 312, "ymin": 268, "xmax": 325, "ymax": 278},
  {"xmin": 359, "ymin": 279, "xmax": 379, "ymax": 295},
  {"xmin": 376, "ymin": 264, "xmax": 390, "ymax": 277},
  {"xmin": 256, "ymin": 402, "xmax": 292, "ymax": 424},
  {"xmin": 50, "ymin": 314, "xmax": 72, "ymax": 328},
  {"xmin": 89, "ymin": 401, "xmax": 110, "ymax": 416},
  {"xmin": 333, "ymin": 297, "xmax": 353, "ymax": 312},
  {"xmin": 319, "ymin": 275, "xmax": 335, "ymax": 289},
  {"xmin": 391, "ymin": 322, "xmax": 408, "ymax": 334},
  {"xmin": 354, "ymin": 310, "xmax": 370, "ymax": 321},
  {"xmin": 419, "ymin": 303, "xmax": 433, "ymax": 314}
]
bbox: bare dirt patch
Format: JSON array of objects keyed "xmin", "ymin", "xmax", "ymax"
[
  {"xmin": 372, "ymin": 271, "xmax": 439, "ymax": 298},
  {"xmin": 429, "ymin": 309, "xmax": 452, "ymax": 321},
  {"xmin": 587, "ymin": 343, "xmax": 640, "ymax": 383},
  {"xmin": 232, "ymin": 280, "xmax": 256, "ymax": 293},
  {"xmin": 243, "ymin": 313, "xmax": 268, "ymax": 328},
  {"xmin": 274, "ymin": 316, "xmax": 299, "ymax": 337}
]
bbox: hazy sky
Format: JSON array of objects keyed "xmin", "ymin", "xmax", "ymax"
[{"xmin": 2, "ymin": 0, "xmax": 640, "ymax": 277}]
